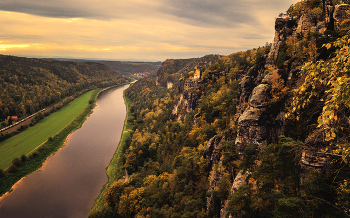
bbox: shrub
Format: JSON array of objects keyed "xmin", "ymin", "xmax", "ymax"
[
  {"xmin": 12, "ymin": 157, "xmax": 21, "ymax": 167},
  {"xmin": 29, "ymin": 151, "xmax": 39, "ymax": 159},
  {"xmin": 0, "ymin": 169, "xmax": 5, "ymax": 178},
  {"xmin": 48, "ymin": 136, "xmax": 53, "ymax": 141},
  {"xmin": 7, "ymin": 165, "xmax": 18, "ymax": 173},
  {"xmin": 21, "ymin": 154, "xmax": 27, "ymax": 162}
]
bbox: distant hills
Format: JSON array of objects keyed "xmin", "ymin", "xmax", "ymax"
[{"xmin": 97, "ymin": 61, "xmax": 162, "ymax": 79}]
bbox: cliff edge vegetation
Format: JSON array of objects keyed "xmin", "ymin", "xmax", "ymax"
[{"xmin": 90, "ymin": 0, "xmax": 350, "ymax": 217}]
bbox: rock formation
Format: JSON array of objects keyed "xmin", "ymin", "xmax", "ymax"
[
  {"xmin": 225, "ymin": 4, "xmax": 350, "ymax": 217},
  {"xmin": 204, "ymin": 136, "xmax": 226, "ymax": 217},
  {"xmin": 296, "ymin": 8, "xmax": 317, "ymax": 36},
  {"xmin": 265, "ymin": 18, "xmax": 297, "ymax": 67},
  {"xmin": 172, "ymin": 77, "xmax": 201, "ymax": 120},
  {"xmin": 235, "ymin": 83, "xmax": 271, "ymax": 157},
  {"xmin": 334, "ymin": 4, "xmax": 350, "ymax": 30}
]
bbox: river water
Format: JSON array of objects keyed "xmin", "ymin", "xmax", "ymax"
[{"xmin": 0, "ymin": 84, "xmax": 129, "ymax": 218}]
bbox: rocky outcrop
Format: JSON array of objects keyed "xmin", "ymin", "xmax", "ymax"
[
  {"xmin": 228, "ymin": 3, "xmax": 350, "ymax": 217},
  {"xmin": 204, "ymin": 136, "xmax": 225, "ymax": 216},
  {"xmin": 266, "ymin": 3, "xmax": 350, "ymax": 66},
  {"xmin": 297, "ymin": 8, "xmax": 317, "ymax": 36},
  {"xmin": 271, "ymin": 111, "xmax": 295, "ymax": 143},
  {"xmin": 300, "ymin": 128, "xmax": 331, "ymax": 178},
  {"xmin": 204, "ymin": 136, "xmax": 223, "ymax": 169},
  {"xmin": 156, "ymin": 55, "xmax": 220, "ymax": 87},
  {"xmin": 334, "ymin": 4, "xmax": 350, "ymax": 30},
  {"xmin": 265, "ymin": 18, "xmax": 297, "ymax": 67},
  {"xmin": 172, "ymin": 78, "xmax": 201, "ymax": 120},
  {"xmin": 235, "ymin": 83, "xmax": 271, "ymax": 156},
  {"xmin": 235, "ymin": 67, "xmax": 264, "ymax": 120},
  {"xmin": 223, "ymin": 170, "xmax": 251, "ymax": 218},
  {"xmin": 324, "ymin": 0, "xmax": 335, "ymax": 31}
]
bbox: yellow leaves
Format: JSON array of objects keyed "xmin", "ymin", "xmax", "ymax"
[
  {"xmin": 332, "ymin": 132, "xmax": 336, "ymax": 138},
  {"xmin": 329, "ymin": 113, "xmax": 334, "ymax": 120},
  {"xmin": 290, "ymin": 31, "xmax": 350, "ymax": 152},
  {"xmin": 149, "ymin": 143, "xmax": 157, "ymax": 151},
  {"xmin": 270, "ymin": 71, "xmax": 289, "ymax": 104}
]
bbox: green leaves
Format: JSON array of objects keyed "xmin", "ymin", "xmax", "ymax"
[{"xmin": 291, "ymin": 31, "xmax": 350, "ymax": 143}]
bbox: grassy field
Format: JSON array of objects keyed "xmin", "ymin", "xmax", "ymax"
[
  {"xmin": 0, "ymin": 90, "xmax": 94, "ymax": 170},
  {"xmin": 88, "ymin": 95, "xmax": 133, "ymax": 217}
]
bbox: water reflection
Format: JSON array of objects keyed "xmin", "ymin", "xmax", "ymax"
[{"xmin": 0, "ymin": 84, "xmax": 129, "ymax": 218}]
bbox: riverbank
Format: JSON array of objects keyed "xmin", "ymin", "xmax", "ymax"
[
  {"xmin": 0, "ymin": 83, "xmax": 132, "ymax": 198},
  {"xmin": 88, "ymin": 92, "xmax": 134, "ymax": 217}
]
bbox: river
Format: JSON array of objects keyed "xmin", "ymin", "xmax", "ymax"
[{"xmin": 0, "ymin": 84, "xmax": 129, "ymax": 218}]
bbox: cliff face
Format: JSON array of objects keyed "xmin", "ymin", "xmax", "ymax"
[
  {"xmin": 265, "ymin": 18, "xmax": 297, "ymax": 67},
  {"xmin": 225, "ymin": 4, "xmax": 350, "ymax": 217},
  {"xmin": 187, "ymin": 4, "xmax": 350, "ymax": 215},
  {"xmin": 172, "ymin": 76, "xmax": 201, "ymax": 120},
  {"xmin": 204, "ymin": 136, "xmax": 225, "ymax": 217},
  {"xmin": 334, "ymin": 4, "xmax": 350, "ymax": 30},
  {"xmin": 156, "ymin": 55, "xmax": 221, "ymax": 88}
]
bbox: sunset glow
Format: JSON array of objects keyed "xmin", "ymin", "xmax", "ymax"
[{"xmin": 0, "ymin": 0, "xmax": 296, "ymax": 60}]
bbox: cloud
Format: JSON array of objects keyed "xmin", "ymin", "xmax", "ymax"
[
  {"xmin": 0, "ymin": 0, "xmax": 89, "ymax": 18},
  {"xmin": 0, "ymin": 0, "xmax": 296, "ymax": 24},
  {"xmin": 0, "ymin": 0, "xmax": 297, "ymax": 60},
  {"xmin": 0, "ymin": 0, "xmax": 164, "ymax": 19},
  {"xmin": 161, "ymin": 0, "xmax": 255, "ymax": 28}
]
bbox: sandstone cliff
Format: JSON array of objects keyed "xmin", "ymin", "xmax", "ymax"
[{"xmin": 225, "ymin": 3, "xmax": 350, "ymax": 217}]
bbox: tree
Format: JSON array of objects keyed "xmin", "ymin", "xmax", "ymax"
[
  {"xmin": 0, "ymin": 169, "xmax": 5, "ymax": 178},
  {"xmin": 240, "ymin": 144, "xmax": 257, "ymax": 173},
  {"xmin": 20, "ymin": 154, "xmax": 27, "ymax": 162},
  {"xmin": 7, "ymin": 165, "xmax": 18, "ymax": 173},
  {"xmin": 290, "ymin": 31, "xmax": 350, "ymax": 163},
  {"xmin": 105, "ymin": 181, "xmax": 123, "ymax": 208},
  {"xmin": 12, "ymin": 157, "xmax": 21, "ymax": 167},
  {"xmin": 125, "ymin": 151, "xmax": 137, "ymax": 173}
]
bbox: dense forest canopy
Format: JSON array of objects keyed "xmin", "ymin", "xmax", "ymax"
[
  {"xmin": 1, "ymin": 0, "xmax": 350, "ymax": 217},
  {"xmin": 90, "ymin": 0, "xmax": 350, "ymax": 217},
  {"xmin": 0, "ymin": 55, "xmax": 130, "ymax": 127}
]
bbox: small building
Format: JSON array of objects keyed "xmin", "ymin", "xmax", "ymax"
[
  {"xmin": 194, "ymin": 66, "xmax": 202, "ymax": 80},
  {"xmin": 11, "ymin": 116, "xmax": 18, "ymax": 121}
]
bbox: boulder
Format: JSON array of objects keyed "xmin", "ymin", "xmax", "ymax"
[
  {"xmin": 334, "ymin": 4, "xmax": 350, "ymax": 30},
  {"xmin": 248, "ymin": 84, "xmax": 270, "ymax": 108}
]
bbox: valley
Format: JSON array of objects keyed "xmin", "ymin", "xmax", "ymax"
[{"xmin": 0, "ymin": 0, "xmax": 350, "ymax": 217}]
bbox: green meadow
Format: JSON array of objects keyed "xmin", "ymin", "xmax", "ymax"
[{"xmin": 0, "ymin": 90, "xmax": 94, "ymax": 170}]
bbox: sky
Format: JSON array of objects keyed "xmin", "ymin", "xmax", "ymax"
[{"xmin": 0, "ymin": 0, "xmax": 296, "ymax": 61}]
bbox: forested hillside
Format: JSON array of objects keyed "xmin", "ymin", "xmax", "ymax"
[
  {"xmin": 91, "ymin": 0, "xmax": 350, "ymax": 217},
  {"xmin": 156, "ymin": 55, "xmax": 221, "ymax": 87},
  {"xmin": 0, "ymin": 55, "xmax": 130, "ymax": 127},
  {"xmin": 98, "ymin": 61, "xmax": 162, "ymax": 78}
]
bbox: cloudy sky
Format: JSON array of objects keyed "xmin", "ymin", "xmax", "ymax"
[{"xmin": 0, "ymin": 0, "xmax": 296, "ymax": 61}]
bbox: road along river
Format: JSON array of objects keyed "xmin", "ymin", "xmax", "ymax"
[{"xmin": 0, "ymin": 84, "xmax": 129, "ymax": 218}]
